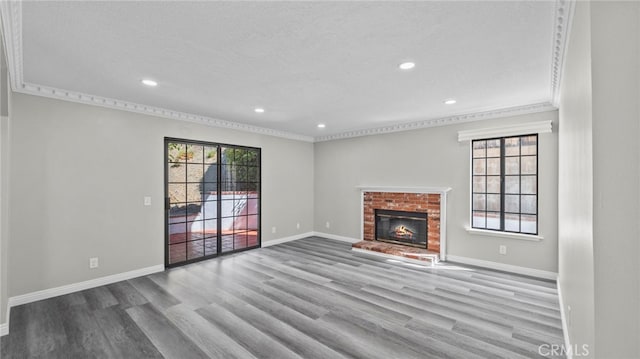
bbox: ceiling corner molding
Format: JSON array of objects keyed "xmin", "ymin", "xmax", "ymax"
[
  {"xmin": 550, "ymin": 0, "xmax": 575, "ymax": 106},
  {"xmin": 0, "ymin": 0, "xmax": 23, "ymax": 90},
  {"xmin": 457, "ymin": 119, "xmax": 552, "ymax": 142},
  {"xmin": 19, "ymin": 82, "xmax": 315, "ymax": 142},
  {"xmin": 314, "ymin": 102, "xmax": 556, "ymax": 143}
]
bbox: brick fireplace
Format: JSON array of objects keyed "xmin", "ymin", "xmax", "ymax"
[{"xmin": 353, "ymin": 187, "xmax": 450, "ymax": 263}]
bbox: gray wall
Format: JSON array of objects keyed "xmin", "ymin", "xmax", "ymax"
[
  {"xmin": 314, "ymin": 110, "xmax": 559, "ymax": 273},
  {"xmin": 6, "ymin": 92, "xmax": 314, "ymax": 299},
  {"xmin": 558, "ymin": 1, "xmax": 640, "ymax": 357},
  {"xmin": 591, "ymin": 1, "xmax": 639, "ymax": 356}
]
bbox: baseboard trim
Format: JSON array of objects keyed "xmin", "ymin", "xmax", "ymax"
[
  {"xmin": 2, "ymin": 264, "xmax": 164, "ymax": 336},
  {"xmin": 312, "ymin": 232, "xmax": 360, "ymax": 243},
  {"xmin": 261, "ymin": 232, "xmax": 315, "ymax": 247},
  {"xmin": 445, "ymin": 255, "xmax": 558, "ymax": 280},
  {"xmin": 557, "ymin": 279, "xmax": 573, "ymax": 359}
]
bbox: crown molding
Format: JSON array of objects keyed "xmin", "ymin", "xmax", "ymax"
[
  {"xmin": 0, "ymin": 0, "xmax": 23, "ymax": 90},
  {"xmin": 18, "ymin": 81, "xmax": 315, "ymax": 142},
  {"xmin": 1, "ymin": 0, "xmax": 569, "ymax": 144},
  {"xmin": 551, "ymin": 0, "xmax": 575, "ymax": 107},
  {"xmin": 457, "ymin": 119, "xmax": 553, "ymax": 142},
  {"xmin": 315, "ymin": 102, "xmax": 556, "ymax": 142}
]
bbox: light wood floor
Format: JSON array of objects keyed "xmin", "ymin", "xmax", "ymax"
[{"xmin": 1, "ymin": 237, "xmax": 565, "ymax": 358}]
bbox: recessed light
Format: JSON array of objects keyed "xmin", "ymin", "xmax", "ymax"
[
  {"xmin": 317, "ymin": 123, "xmax": 326, "ymax": 129},
  {"xmin": 444, "ymin": 99, "xmax": 457, "ymax": 105},
  {"xmin": 141, "ymin": 79, "xmax": 158, "ymax": 87},
  {"xmin": 398, "ymin": 62, "xmax": 415, "ymax": 70},
  {"xmin": 254, "ymin": 108, "xmax": 265, "ymax": 113}
]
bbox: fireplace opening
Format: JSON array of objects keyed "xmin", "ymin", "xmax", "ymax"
[{"xmin": 375, "ymin": 209, "xmax": 428, "ymax": 248}]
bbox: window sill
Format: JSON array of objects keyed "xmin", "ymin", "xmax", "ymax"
[{"xmin": 465, "ymin": 227, "xmax": 543, "ymax": 242}]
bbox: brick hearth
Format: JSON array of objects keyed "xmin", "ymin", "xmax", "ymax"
[{"xmin": 352, "ymin": 240, "xmax": 439, "ymax": 263}]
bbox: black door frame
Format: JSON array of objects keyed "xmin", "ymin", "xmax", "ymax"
[{"xmin": 164, "ymin": 137, "xmax": 262, "ymax": 268}]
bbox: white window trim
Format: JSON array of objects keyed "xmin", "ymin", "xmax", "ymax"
[
  {"xmin": 461, "ymin": 120, "xmax": 551, "ymax": 240},
  {"xmin": 466, "ymin": 227, "xmax": 543, "ymax": 241},
  {"xmin": 457, "ymin": 120, "xmax": 552, "ymax": 142}
]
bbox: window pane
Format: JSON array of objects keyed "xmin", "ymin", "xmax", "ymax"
[
  {"xmin": 247, "ymin": 167, "xmax": 259, "ymax": 182},
  {"xmin": 169, "ymin": 243, "xmax": 186, "ymax": 264},
  {"xmin": 473, "ymin": 194, "xmax": 486, "ymax": 210},
  {"xmin": 247, "ymin": 150, "xmax": 259, "ymax": 167},
  {"xmin": 521, "ymin": 176, "xmax": 536, "ymax": 194},
  {"xmin": 486, "ymin": 212, "xmax": 500, "ymax": 229},
  {"xmin": 236, "ymin": 166, "xmax": 248, "ymax": 184},
  {"xmin": 168, "ymin": 163, "xmax": 186, "ymax": 183},
  {"xmin": 220, "ymin": 147, "xmax": 234, "ymax": 165},
  {"xmin": 186, "ymin": 183, "xmax": 203, "ymax": 202},
  {"xmin": 505, "ymin": 176, "xmax": 519, "ymax": 194},
  {"xmin": 473, "ymin": 158, "xmax": 486, "ymax": 175},
  {"xmin": 505, "ymin": 137, "xmax": 520, "ymax": 156},
  {"xmin": 205, "ymin": 237, "xmax": 217, "ymax": 256},
  {"xmin": 487, "ymin": 176, "xmax": 501, "ymax": 193},
  {"xmin": 186, "ymin": 145, "xmax": 202, "ymax": 163},
  {"xmin": 168, "ymin": 183, "xmax": 186, "ymax": 204},
  {"xmin": 505, "ymin": 157, "xmax": 520, "ymax": 175},
  {"xmin": 487, "ymin": 194, "xmax": 501, "ymax": 211},
  {"xmin": 473, "ymin": 176, "xmax": 486, "ymax": 193},
  {"xmin": 204, "ymin": 146, "xmax": 217, "ymax": 164},
  {"xmin": 521, "ymin": 195, "xmax": 537, "ymax": 214},
  {"xmin": 248, "ymin": 215, "xmax": 259, "ymax": 231},
  {"xmin": 233, "ymin": 216, "xmax": 248, "ymax": 231},
  {"xmin": 486, "ymin": 139, "xmax": 501, "ymax": 157},
  {"xmin": 237, "ymin": 149, "xmax": 246, "ymax": 165},
  {"xmin": 204, "ymin": 219, "xmax": 217, "ymax": 236},
  {"xmin": 505, "ymin": 195, "xmax": 519, "ymax": 213},
  {"xmin": 221, "ymin": 199, "xmax": 235, "ymax": 217},
  {"xmin": 473, "ymin": 211, "xmax": 486, "ymax": 228},
  {"xmin": 187, "ymin": 163, "xmax": 204, "ymax": 181},
  {"xmin": 473, "ymin": 140, "xmax": 486, "ymax": 158},
  {"xmin": 187, "ymin": 240, "xmax": 204, "ymax": 260},
  {"xmin": 521, "ymin": 136, "xmax": 537, "ymax": 155},
  {"xmin": 247, "ymin": 185, "xmax": 259, "ymax": 197},
  {"xmin": 505, "ymin": 213, "xmax": 520, "ymax": 232},
  {"xmin": 521, "ymin": 215, "xmax": 537, "ymax": 234},
  {"xmin": 487, "ymin": 158, "xmax": 501, "ymax": 175},
  {"xmin": 168, "ymin": 143, "xmax": 186, "ymax": 164},
  {"xmin": 521, "ymin": 156, "xmax": 537, "ymax": 174}
]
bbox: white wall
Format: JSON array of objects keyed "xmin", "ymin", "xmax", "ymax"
[
  {"xmin": 558, "ymin": 1, "xmax": 595, "ymax": 354},
  {"xmin": 6, "ymin": 92, "xmax": 314, "ymax": 299},
  {"xmin": 314, "ymin": 110, "xmax": 559, "ymax": 273},
  {"xmin": 558, "ymin": 1, "xmax": 640, "ymax": 357}
]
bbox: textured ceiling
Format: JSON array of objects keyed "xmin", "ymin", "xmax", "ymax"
[{"xmin": 9, "ymin": 1, "xmax": 561, "ymax": 140}]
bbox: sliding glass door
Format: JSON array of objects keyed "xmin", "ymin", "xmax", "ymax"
[{"xmin": 165, "ymin": 138, "xmax": 260, "ymax": 267}]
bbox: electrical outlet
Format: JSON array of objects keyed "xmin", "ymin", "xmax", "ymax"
[
  {"xmin": 89, "ymin": 257, "xmax": 99, "ymax": 269},
  {"xmin": 296, "ymin": 222, "xmax": 300, "ymax": 230},
  {"xmin": 325, "ymin": 221, "xmax": 330, "ymax": 229},
  {"xmin": 272, "ymin": 226, "xmax": 276, "ymax": 234},
  {"xmin": 143, "ymin": 196, "xmax": 152, "ymax": 206},
  {"xmin": 499, "ymin": 245, "xmax": 507, "ymax": 255}
]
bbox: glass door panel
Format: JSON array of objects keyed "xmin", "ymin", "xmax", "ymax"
[{"xmin": 166, "ymin": 139, "xmax": 260, "ymax": 267}]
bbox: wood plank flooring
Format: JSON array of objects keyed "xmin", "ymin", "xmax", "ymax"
[{"xmin": 1, "ymin": 237, "xmax": 565, "ymax": 358}]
